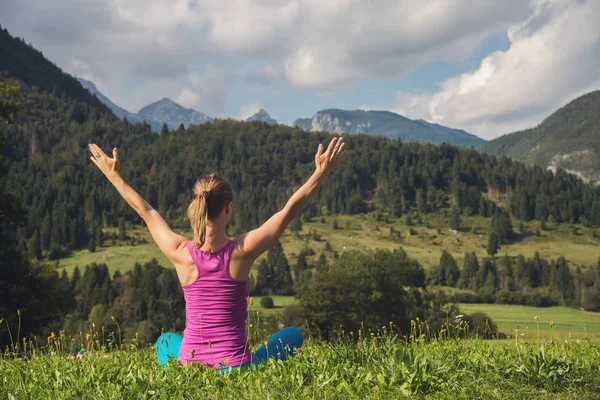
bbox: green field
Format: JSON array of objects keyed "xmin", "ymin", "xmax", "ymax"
[
  {"xmin": 57, "ymin": 213, "xmax": 600, "ymax": 277},
  {"xmin": 250, "ymin": 296, "xmax": 600, "ymax": 340},
  {"xmin": 458, "ymin": 303, "xmax": 600, "ymax": 340}
]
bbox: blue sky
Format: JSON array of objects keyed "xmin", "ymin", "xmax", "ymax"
[{"xmin": 2, "ymin": 0, "xmax": 599, "ymax": 139}]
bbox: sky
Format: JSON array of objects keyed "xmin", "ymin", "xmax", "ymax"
[{"xmin": 2, "ymin": 0, "xmax": 599, "ymax": 139}]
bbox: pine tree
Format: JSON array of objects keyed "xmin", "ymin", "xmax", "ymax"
[
  {"xmin": 71, "ymin": 265, "xmax": 81, "ymax": 291},
  {"xmin": 87, "ymin": 235, "xmax": 96, "ymax": 253},
  {"xmin": 416, "ymin": 188, "xmax": 427, "ymax": 214},
  {"xmin": 440, "ymin": 250, "xmax": 460, "ymax": 287},
  {"xmin": 487, "ymin": 232, "xmax": 500, "ymax": 257},
  {"xmin": 118, "ymin": 218, "xmax": 128, "ymax": 241},
  {"xmin": 497, "ymin": 254, "xmax": 514, "ymax": 291},
  {"xmin": 491, "ymin": 209, "xmax": 513, "ymax": 243},
  {"xmin": 161, "ymin": 123, "xmax": 169, "ymax": 135},
  {"xmin": 40, "ymin": 215, "xmax": 51, "ymax": 251},
  {"xmin": 268, "ymin": 241, "xmax": 294, "ymax": 295},
  {"xmin": 450, "ymin": 206, "xmax": 461, "ymax": 230},
  {"xmin": 316, "ymin": 252, "xmax": 328, "ymax": 274},
  {"xmin": 254, "ymin": 259, "xmax": 272, "ymax": 295},
  {"xmin": 27, "ymin": 230, "xmax": 41, "ymax": 259},
  {"xmin": 294, "ymin": 250, "xmax": 309, "ymax": 278},
  {"xmin": 554, "ymin": 257, "xmax": 575, "ymax": 303},
  {"xmin": 459, "ymin": 252, "xmax": 480, "ymax": 290}
]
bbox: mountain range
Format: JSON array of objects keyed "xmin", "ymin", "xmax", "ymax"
[
  {"xmin": 294, "ymin": 109, "xmax": 485, "ymax": 148},
  {"xmin": 484, "ymin": 90, "xmax": 600, "ymax": 184},
  {"xmin": 77, "ymin": 77, "xmax": 486, "ymax": 147},
  {"xmin": 9, "ymin": 23, "xmax": 600, "ymax": 177}
]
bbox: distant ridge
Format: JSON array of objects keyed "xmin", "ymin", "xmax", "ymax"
[
  {"xmin": 293, "ymin": 109, "xmax": 484, "ymax": 148},
  {"xmin": 246, "ymin": 109, "xmax": 277, "ymax": 125},
  {"xmin": 483, "ymin": 90, "xmax": 600, "ymax": 184},
  {"xmin": 0, "ymin": 26, "xmax": 110, "ymax": 113},
  {"xmin": 77, "ymin": 78, "xmax": 138, "ymax": 121}
]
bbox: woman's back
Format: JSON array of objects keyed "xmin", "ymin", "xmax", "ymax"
[{"xmin": 178, "ymin": 239, "xmax": 251, "ymax": 368}]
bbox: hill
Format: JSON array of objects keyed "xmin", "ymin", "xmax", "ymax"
[
  {"xmin": 57, "ymin": 214, "xmax": 600, "ymax": 278},
  {"xmin": 484, "ymin": 90, "xmax": 600, "ymax": 184},
  {"xmin": 4, "ymin": 81, "xmax": 600, "ymax": 262},
  {"xmin": 293, "ymin": 109, "xmax": 485, "ymax": 148},
  {"xmin": 0, "ymin": 26, "xmax": 109, "ymax": 113}
]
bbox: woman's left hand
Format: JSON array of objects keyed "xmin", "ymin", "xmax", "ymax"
[{"xmin": 89, "ymin": 143, "xmax": 120, "ymax": 179}]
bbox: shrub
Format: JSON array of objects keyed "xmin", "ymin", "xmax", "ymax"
[
  {"xmin": 260, "ymin": 296, "xmax": 274, "ymax": 309},
  {"xmin": 526, "ymin": 292, "xmax": 555, "ymax": 307},
  {"xmin": 297, "ymin": 248, "xmax": 426, "ymax": 339},
  {"xmin": 463, "ymin": 312, "xmax": 497, "ymax": 338}
]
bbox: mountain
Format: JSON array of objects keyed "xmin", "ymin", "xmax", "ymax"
[
  {"xmin": 137, "ymin": 98, "xmax": 213, "ymax": 130},
  {"xmin": 77, "ymin": 78, "xmax": 138, "ymax": 121},
  {"xmin": 246, "ymin": 109, "xmax": 277, "ymax": 125},
  {"xmin": 76, "ymin": 78, "xmax": 213, "ymax": 132},
  {"xmin": 0, "ymin": 25, "xmax": 109, "ymax": 113},
  {"xmin": 483, "ymin": 90, "xmax": 600, "ymax": 184},
  {"xmin": 293, "ymin": 109, "xmax": 484, "ymax": 148}
]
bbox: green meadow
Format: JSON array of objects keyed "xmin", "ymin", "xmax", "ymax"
[{"xmin": 457, "ymin": 303, "xmax": 600, "ymax": 340}]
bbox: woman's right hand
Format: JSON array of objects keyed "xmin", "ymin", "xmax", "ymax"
[{"xmin": 315, "ymin": 136, "xmax": 347, "ymax": 177}]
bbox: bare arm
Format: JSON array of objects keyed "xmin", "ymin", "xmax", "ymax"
[
  {"xmin": 236, "ymin": 137, "xmax": 347, "ymax": 261},
  {"xmin": 88, "ymin": 144, "xmax": 188, "ymax": 264}
]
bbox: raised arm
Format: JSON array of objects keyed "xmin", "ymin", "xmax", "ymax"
[
  {"xmin": 88, "ymin": 144, "xmax": 188, "ymax": 264},
  {"xmin": 236, "ymin": 137, "xmax": 347, "ymax": 261}
]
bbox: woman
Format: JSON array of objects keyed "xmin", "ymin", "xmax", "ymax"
[{"xmin": 87, "ymin": 137, "xmax": 347, "ymax": 371}]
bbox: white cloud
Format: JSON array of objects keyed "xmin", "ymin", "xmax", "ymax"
[
  {"xmin": 245, "ymin": 64, "xmax": 281, "ymax": 85},
  {"xmin": 2, "ymin": 0, "xmax": 599, "ymax": 132},
  {"xmin": 284, "ymin": 0, "xmax": 533, "ymax": 92},
  {"xmin": 394, "ymin": 0, "xmax": 600, "ymax": 139},
  {"xmin": 236, "ymin": 103, "xmax": 263, "ymax": 120}
]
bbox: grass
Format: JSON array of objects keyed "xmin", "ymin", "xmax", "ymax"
[
  {"xmin": 458, "ymin": 303, "xmax": 600, "ymax": 340},
  {"xmin": 57, "ymin": 213, "xmax": 600, "ymax": 277},
  {"xmin": 2, "ymin": 333, "xmax": 600, "ymax": 399}
]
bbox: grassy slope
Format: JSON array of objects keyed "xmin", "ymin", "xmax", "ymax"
[{"xmin": 57, "ymin": 213, "xmax": 600, "ymax": 278}]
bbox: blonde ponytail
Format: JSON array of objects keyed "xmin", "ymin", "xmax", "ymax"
[{"xmin": 187, "ymin": 173, "xmax": 234, "ymax": 249}]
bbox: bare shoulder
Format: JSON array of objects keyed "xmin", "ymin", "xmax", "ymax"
[
  {"xmin": 170, "ymin": 239, "xmax": 197, "ymax": 286},
  {"xmin": 229, "ymin": 234, "xmax": 255, "ymax": 281}
]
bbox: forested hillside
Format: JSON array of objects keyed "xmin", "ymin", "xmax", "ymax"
[
  {"xmin": 484, "ymin": 90, "xmax": 600, "ymax": 184},
  {"xmin": 3, "ymin": 81, "xmax": 600, "ymax": 260}
]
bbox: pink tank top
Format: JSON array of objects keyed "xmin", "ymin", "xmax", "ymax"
[{"xmin": 178, "ymin": 239, "xmax": 252, "ymax": 368}]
